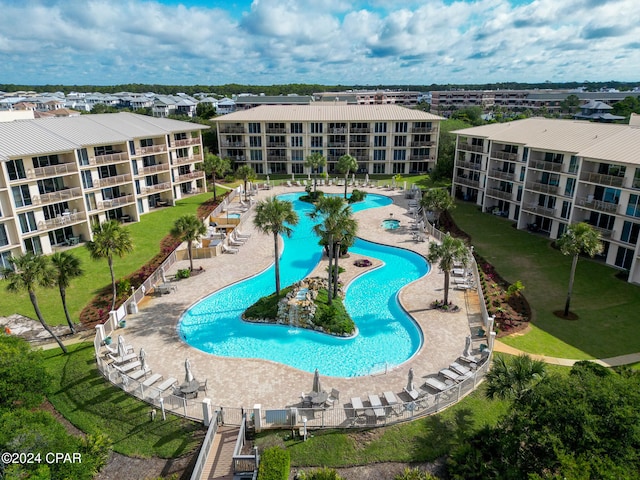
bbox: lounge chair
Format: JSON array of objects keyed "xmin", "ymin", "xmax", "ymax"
[
  {"xmin": 327, "ymin": 388, "xmax": 340, "ymax": 406},
  {"xmin": 439, "ymin": 368, "xmax": 470, "ymax": 383},
  {"xmin": 234, "ymin": 229, "xmax": 251, "ymax": 239},
  {"xmin": 368, "ymin": 394, "xmax": 386, "ymax": 419},
  {"xmin": 229, "ymin": 232, "xmax": 246, "ymax": 245},
  {"xmin": 423, "ymin": 377, "xmax": 452, "ymax": 392},
  {"xmin": 403, "ymin": 387, "xmax": 420, "ymax": 400},
  {"xmin": 449, "ymin": 362, "xmax": 471, "ymax": 376},
  {"xmin": 286, "ymin": 181, "xmax": 292, "ymax": 187},
  {"xmin": 222, "ymin": 244, "xmax": 239, "ymax": 254},
  {"xmin": 458, "ymin": 355, "xmax": 479, "ymax": 368},
  {"xmin": 198, "ymin": 379, "xmax": 208, "ymax": 394}
]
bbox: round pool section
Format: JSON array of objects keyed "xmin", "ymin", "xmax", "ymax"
[
  {"xmin": 178, "ymin": 192, "xmax": 429, "ymax": 377},
  {"xmin": 381, "ymin": 218, "xmax": 400, "ymax": 230}
]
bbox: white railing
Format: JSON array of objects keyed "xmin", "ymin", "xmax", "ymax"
[{"xmin": 190, "ymin": 418, "xmax": 220, "ymax": 480}]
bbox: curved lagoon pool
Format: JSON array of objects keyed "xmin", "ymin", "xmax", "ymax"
[{"xmin": 178, "ymin": 192, "xmax": 430, "ymax": 377}]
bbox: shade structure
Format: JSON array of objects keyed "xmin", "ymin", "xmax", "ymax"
[
  {"xmin": 139, "ymin": 348, "xmax": 147, "ymax": 371},
  {"xmin": 407, "ymin": 368, "xmax": 415, "ymax": 392},
  {"xmin": 185, "ymin": 358, "xmax": 194, "ymax": 383},
  {"xmin": 117, "ymin": 335, "xmax": 126, "ymax": 358},
  {"xmin": 311, "ymin": 368, "xmax": 322, "ymax": 394}
]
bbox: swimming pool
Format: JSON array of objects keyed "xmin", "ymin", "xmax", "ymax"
[{"xmin": 178, "ymin": 192, "xmax": 430, "ymax": 377}]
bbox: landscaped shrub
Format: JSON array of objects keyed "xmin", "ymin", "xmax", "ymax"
[
  {"xmin": 176, "ymin": 268, "xmax": 191, "ymax": 279},
  {"xmin": 348, "ymin": 189, "xmax": 367, "ymax": 203},
  {"xmin": 296, "ymin": 467, "xmax": 345, "ymax": 480},
  {"xmin": 116, "ymin": 278, "xmax": 131, "ymax": 298},
  {"xmin": 257, "ymin": 446, "xmax": 290, "ymax": 480}
]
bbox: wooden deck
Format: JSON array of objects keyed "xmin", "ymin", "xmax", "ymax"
[{"xmin": 199, "ymin": 426, "xmax": 239, "ymax": 480}]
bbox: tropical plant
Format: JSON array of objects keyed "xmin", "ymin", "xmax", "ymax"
[
  {"xmin": 235, "ymin": 165, "xmax": 256, "ymax": 201},
  {"xmin": 394, "ymin": 467, "xmax": 438, "ymax": 480},
  {"xmin": 170, "ymin": 214, "xmax": 207, "ymax": 272},
  {"xmin": 85, "ymin": 220, "xmax": 134, "ymax": 311},
  {"xmin": 427, "ymin": 233, "xmax": 468, "ymax": 305},
  {"xmin": 202, "ymin": 152, "xmax": 230, "ymax": 201},
  {"xmin": 2, "ymin": 253, "xmax": 67, "ymax": 353},
  {"xmin": 485, "ymin": 354, "xmax": 546, "ymax": 400},
  {"xmin": 420, "ymin": 188, "xmax": 454, "ymax": 225},
  {"xmin": 304, "ymin": 152, "xmax": 327, "ymax": 195},
  {"xmin": 505, "ymin": 280, "xmax": 525, "ymax": 300},
  {"xmin": 253, "ymin": 197, "xmax": 299, "ymax": 295},
  {"xmin": 556, "ymin": 222, "xmax": 603, "ymax": 316},
  {"xmin": 50, "ymin": 251, "xmax": 84, "ymax": 334},
  {"xmin": 337, "ymin": 154, "xmax": 358, "ymax": 199}
]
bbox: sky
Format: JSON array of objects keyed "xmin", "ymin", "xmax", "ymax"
[{"xmin": 0, "ymin": 0, "xmax": 638, "ymax": 87}]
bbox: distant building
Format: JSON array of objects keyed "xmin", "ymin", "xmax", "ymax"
[
  {"xmin": 234, "ymin": 95, "xmax": 313, "ymax": 111},
  {"xmin": 313, "ymin": 90, "xmax": 422, "ymax": 107},
  {"xmin": 574, "ymin": 100, "xmax": 625, "ymax": 122}
]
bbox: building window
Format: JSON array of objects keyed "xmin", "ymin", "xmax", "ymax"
[
  {"xmin": 291, "ymin": 150, "xmax": 304, "ymax": 162},
  {"xmin": 374, "ymin": 136, "xmax": 387, "ymax": 147},
  {"xmin": 250, "ymin": 150, "xmax": 263, "ymax": 161},
  {"xmin": 373, "ymin": 150, "xmax": 386, "ymax": 161},
  {"xmin": 621, "ymin": 221, "xmax": 640, "ymax": 245},
  {"xmin": 373, "ymin": 164, "xmax": 385, "ymax": 174},
  {"xmin": 311, "ymin": 137, "xmax": 323, "ymax": 148},
  {"xmin": 78, "ymin": 148, "xmax": 89, "ymax": 165},
  {"xmin": 249, "ymin": 136, "xmax": 262, "ymax": 148},
  {"xmin": 599, "ymin": 163, "xmax": 626, "ymax": 178},
  {"xmin": 632, "ymin": 168, "xmax": 640, "ymax": 189},
  {"xmin": 0, "ymin": 251, "xmax": 11, "ymax": 270},
  {"xmin": 560, "ymin": 201, "xmax": 571, "ymax": 219},
  {"xmin": 517, "ymin": 185, "xmax": 523, "ymax": 202},
  {"xmin": 310, "ymin": 123, "xmax": 323, "ymax": 134},
  {"xmin": 393, "ymin": 150, "xmax": 406, "ymax": 161},
  {"xmin": 392, "ymin": 163, "xmax": 406, "ymax": 174},
  {"xmin": 568, "ymin": 155, "xmax": 579, "ymax": 174},
  {"xmin": 6, "ymin": 159, "xmax": 26, "ymax": 180},
  {"xmin": 0, "ymin": 224, "xmax": 8, "ymax": 247},
  {"xmin": 615, "ymin": 246, "xmax": 634, "ymax": 270},
  {"xmin": 374, "ymin": 122, "xmax": 387, "ymax": 133},
  {"xmin": 33, "ymin": 154, "xmax": 59, "ymax": 168},
  {"xmin": 24, "ymin": 236, "xmax": 42, "ymax": 255},
  {"xmin": 290, "ymin": 123, "xmax": 303, "ymax": 134},
  {"xmin": 394, "ymin": 136, "xmax": 407, "ymax": 147},
  {"xmin": 291, "ymin": 163, "xmax": 304, "ymax": 174},
  {"xmin": 85, "ymin": 193, "xmax": 97, "ymax": 211},
  {"xmin": 291, "ymin": 136, "xmax": 303, "ymax": 147},
  {"xmin": 12, "ymin": 185, "xmax": 32, "ymax": 208},
  {"xmin": 248, "ymin": 123, "xmax": 261, "ymax": 134},
  {"xmin": 394, "ymin": 122, "xmax": 408, "ymax": 133},
  {"xmin": 18, "ymin": 212, "xmax": 37, "ymax": 234},
  {"xmin": 140, "ymin": 138, "xmax": 154, "ymax": 147}
]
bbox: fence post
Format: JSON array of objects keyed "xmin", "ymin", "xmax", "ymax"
[
  {"xmin": 202, "ymin": 398, "xmax": 213, "ymax": 427},
  {"xmin": 253, "ymin": 404, "xmax": 262, "ymax": 432}
]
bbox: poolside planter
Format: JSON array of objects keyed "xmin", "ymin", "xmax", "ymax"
[
  {"xmin": 104, "ymin": 336, "xmax": 112, "ymax": 345},
  {"xmin": 119, "ymin": 320, "xmax": 126, "ymax": 328}
]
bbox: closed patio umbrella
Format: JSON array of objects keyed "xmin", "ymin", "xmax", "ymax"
[
  {"xmin": 185, "ymin": 358, "xmax": 194, "ymax": 383},
  {"xmin": 117, "ymin": 335, "xmax": 126, "ymax": 358},
  {"xmin": 139, "ymin": 348, "xmax": 147, "ymax": 371},
  {"xmin": 311, "ymin": 368, "xmax": 322, "ymax": 394},
  {"xmin": 407, "ymin": 368, "xmax": 414, "ymax": 392},
  {"xmin": 464, "ymin": 335, "xmax": 472, "ymax": 357}
]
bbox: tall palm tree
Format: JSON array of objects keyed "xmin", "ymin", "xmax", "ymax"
[
  {"xmin": 485, "ymin": 354, "xmax": 546, "ymax": 400},
  {"xmin": 50, "ymin": 252, "xmax": 84, "ymax": 334},
  {"xmin": 171, "ymin": 214, "xmax": 207, "ymax": 272},
  {"xmin": 2, "ymin": 253, "xmax": 67, "ymax": 353},
  {"xmin": 427, "ymin": 233, "xmax": 468, "ymax": 305},
  {"xmin": 202, "ymin": 152, "xmax": 230, "ymax": 202},
  {"xmin": 420, "ymin": 188, "xmax": 454, "ymax": 225},
  {"xmin": 337, "ymin": 154, "xmax": 358, "ymax": 199},
  {"xmin": 557, "ymin": 222, "xmax": 603, "ymax": 316},
  {"xmin": 86, "ymin": 220, "xmax": 134, "ymax": 311},
  {"xmin": 235, "ymin": 165, "xmax": 256, "ymax": 202},
  {"xmin": 253, "ymin": 197, "xmax": 299, "ymax": 295},
  {"xmin": 304, "ymin": 152, "xmax": 327, "ymax": 195}
]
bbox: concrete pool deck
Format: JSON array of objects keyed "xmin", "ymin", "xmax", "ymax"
[{"xmin": 121, "ymin": 184, "xmax": 484, "ymax": 410}]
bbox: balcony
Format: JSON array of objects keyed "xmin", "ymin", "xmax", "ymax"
[
  {"xmin": 589, "ymin": 225, "xmax": 614, "ymax": 238},
  {"xmin": 580, "ymin": 171, "xmax": 624, "ymax": 187},
  {"xmin": 94, "ymin": 173, "xmax": 132, "ymax": 188},
  {"xmin": 412, "ymin": 127, "xmax": 436, "ymax": 133},
  {"xmin": 32, "ymin": 187, "xmax": 82, "ymax": 205},
  {"xmin": 328, "ymin": 141, "xmax": 347, "ymax": 147},
  {"xmin": 525, "ymin": 181, "xmax": 559, "ymax": 195},
  {"xmin": 140, "ymin": 182, "xmax": 171, "ymax": 194},
  {"xmin": 491, "ymin": 151, "xmax": 518, "ymax": 161},
  {"xmin": 219, "ymin": 126, "xmax": 245, "ymax": 134},
  {"xmin": 410, "ymin": 154, "xmax": 431, "ymax": 161},
  {"xmin": 265, "ymin": 127, "xmax": 286, "ymax": 134},
  {"xmin": 486, "ymin": 188, "xmax": 513, "ymax": 200},
  {"xmin": 134, "ymin": 144, "xmax": 167, "ymax": 156},
  {"xmin": 221, "ymin": 141, "xmax": 246, "ymax": 147},
  {"xmin": 411, "ymin": 141, "xmax": 435, "ymax": 147},
  {"xmin": 174, "ymin": 138, "xmax": 201, "ymax": 147},
  {"xmin": 137, "ymin": 163, "xmax": 170, "ymax": 175},
  {"xmin": 175, "ymin": 171, "xmax": 203, "ymax": 183},
  {"xmin": 456, "ymin": 141, "xmax": 483, "ymax": 153},
  {"xmin": 27, "ymin": 162, "xmax": 78, "ymax": 179},
  {"xmin": 97, "ymin": 194, "xmax": 135, "ymax": 210},
  {"xmin": 528, "ymin": 159, "xmax": 563, "ymax": 173},
  {"xmin": 328, "ymin": 127, "xmax": 346, "ymax": 134},
  {"xmin": 266, "ymin": 155, "xmax": 287, "ymax": 162},
  {"xmin": 576, "ymin": 196, "xmax": 619, "ymax": 214},
  {"xmin": 350, "ymin": 127, "xmax": 370, "ymax": 133},
  {"xmin": 37, "ymin": 211, "xmax": 85, "ymax": 231},
  {"xmin": 488, "ymin": 170, "xmax": 515, "ymax": 181},
  {"xmin": 349, "ymin": 141, "xmax": 370, "ymax": 147},
  {"xmin": 267, "ymin": 142, "xmax": 287, "ymax": 148},
  {"xmin": 457, "ymin": 160, "xmax": 482, "ymax": 171},
  {"xmin": 523, "ymin": 204, "xmax": 556, "ymax": 217},
  {"xmin": 91, "ymin": 152, "xmax": 129, "ymax": 165},
  {"xmin": 173, "ymin": 154, "xmax": 203, "ymax": 166},
  {"xmin": 455, "ymin": 176, "xmax": 480, "ymax": 188}
]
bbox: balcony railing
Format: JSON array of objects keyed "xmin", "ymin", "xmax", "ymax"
[
  {"xmin": 135, "ymin": 144, "xmax": 167, "ymax": 156},
  {"xmin": 219, "ymin": 126, "xmax": 245, "ymax": 134},
  {"xmin": 175, "ymin": 171, "xmax": 203, "ymax": 183},
  {"xmin": 491, "ymin": 151, "xmax": 518, "ymax": 161},
  {"xmin": 589, "ymin": 225, "xmax": 614, "ymax": 238},
  {"xmin": 137, "ymin": 164, "xmax": 170, "ymax": 175},
  {"xmin": 328, "ymin": 142, "xmax": 347, "ymax": 147},
  {"xmin": 221, "ymin": 141, "xmax": 246, "ymax": 147},
  {"xmin": 580, "ymin": 171, "xmax": 624, "ymax": 187},
  {"xmin": 91, "ymin": 152, "xmax": 129, "ymax": 165},
  {"xmin": 456, "ymin": 141, "xmax": 483, "ymax": 153},
  {"xmin": 97, "ymin": 194, "xmax": 135, "ymax": 210},
  {"xmin": 526, "ymin": 181, "xmax": 559, "ymax": 195},
  {"xmin": 523, "ymin": 204, "xmax": 556, "ymax": 217},
  {"xmin": 32, "ymin": 187, "xmax": 82, "ymax": 205},
  {"xmin": 350, "ymin": 127, "xmax": 370, "ymax": 133},
  {"xmin": 141, "ymin": 182, "xmax": 171, "ymax": 194},
  {"xmin": 488, "ymin": 170, "xmax": 515, "ymax": 181},
  {"xmin": 411, "ymin": 141, "xmax": 435, "ymax": 147},
  {"xmin": 576, "ymin": 197, "xmax": 619, "ymax": 214},
  {"xmin": 173, "ymin": 154, "xmax": 203, "ymax": 165},
  {"xmin": 349, "ymin": 141, "xmax": 370, "ymax": 147},
  {"xmin": 457, "ymin": 160, "xmax": 482, "ymax": 171},
  {"xmin": 486, "ymin": 188, "xmax": 513, "ymax": 200},
  {"xmin": 94, "ymin": 173, "xmax": 132, "ymax": 187},
  {"xmin": 27, "ymin": 163, "xmax": 78, "ymax": 179},
  {"xmin": 455, "ymin": 176, "xmax": 480, "ymax": 188},
  {"xmin": 37, "ymin": 211, "xmax": 85, "ymax": 231},
  {"xmin": 267, "ymin": 142, "xmax": 287, "ymax": 147},
  {"xmin": 265, "ymin": 128, "xmax": 286, "ymax": 134},
  {"xmin": 173, "ymin": 138, "xmax": 200, "ymax": 147},
  {"xmin": 410, "ymin": 154, "xmax": 431, "ymax": 161},
  {"xmin": 412, "ymin": 127, "xmax": 436, "ymax": 133},
  {"xmin": 528, "ymin": 159, "xmax": 563, "ymax": 172}
]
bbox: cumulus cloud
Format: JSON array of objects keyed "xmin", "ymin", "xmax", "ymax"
[{"xmin": 0, "ymin": 0, "xmax": 638, "ymax": 85}]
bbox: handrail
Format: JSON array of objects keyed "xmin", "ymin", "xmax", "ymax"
[{"xmin": 190, "ymin": 415, "xmax": 220, "ymax": 480}]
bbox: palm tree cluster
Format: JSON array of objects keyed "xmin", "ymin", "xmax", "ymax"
[
  {"xmin": 427, "ymin": 233, "xmax": 469, "ymax": 306},
  {"xmin": 171, "ymin": 214, "xmax": 207, "ymax": 272}
]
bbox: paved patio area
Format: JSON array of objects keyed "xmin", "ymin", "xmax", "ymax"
[{"xmin": 121, "ymin": 184, "xmax": 484, "ymax": 411}]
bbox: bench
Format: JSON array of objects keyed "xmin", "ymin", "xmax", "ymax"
[{"xmin": 117, "ymin": 360, "xmax": 141, "ymax": 373}]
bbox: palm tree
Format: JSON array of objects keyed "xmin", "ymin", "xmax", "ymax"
[
  {"xmin": 557, "ymin": 222, "xmax": 603, "ymax": 317},
  {"xmin": 86, "ymin": 220, "xmax": 134, "ymax": 311},
  {"xmin": 171, "ymin": 214, "xmax": 207, "ymax": 272},
  {"xmin": 235, "ymin": 165, "xmax": 256, "ymax": 202},
  {"xmin": 420, "ymin": 188, "xmax": 454, "ymax": 225},
  {"xmin": 202, "ymin": 152, "xmax": 230, "ymax": 202},
  {"xmin": 2, "ymin": 253, "xmax": 67, "ymax": 353},
  {"xmin": 485, "ymin": 354, "xmax": 546, "ymax": 400},
  {"xmin": 50, "ymin": 252, "xmax": 84, "ymax": 334},
  {"xmin": 253, "ymin": 197, "xmax": 299, "ymax": 295},
  {"xmin": 337, "ymin": 154, "xmax": 358, "ymax": 199},
  {"xmin": 304, "ymin": 152, "xmax": 327, "ymax": 195},
  {"xmin": 427, "ymin": 233, "xmax": 468, "ymax": 305}
]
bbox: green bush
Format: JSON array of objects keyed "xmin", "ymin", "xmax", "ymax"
[
  {"xmin": 116, "ymin": 278, "xmax": 131, "ymax": 298},
  {"xmin": 314, "ymin": 290, "xmax": 355, "ymax": 335},
  {"xmin": 348, "ymin": 189, "xmax": 367, "ymax": 203},
  {"xmin": 244, "ymin": 287, "xmax": 292, "ymax": 319},
  {"xmin": 394, "ymin": 467, "xmax": 438, "ymax": 480},
  {"xmin": 257, "ymin": 446, "xmax": 290, "ymax": 480},
  {"xmin": 297, "ymin": 467, "xmax": 344, "ymax": 480},
  {"xmin": 176, "ymin": 268, "xmax": 191, "ymax": 279}
]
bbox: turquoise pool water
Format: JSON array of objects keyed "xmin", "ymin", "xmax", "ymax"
[
  {"xmin": 178, "ymin": 193, "xmax": 429, "ymax": 377},
  {"xmin": 381, "ymin": 218, "xmax": 400, "ymax": 230}
]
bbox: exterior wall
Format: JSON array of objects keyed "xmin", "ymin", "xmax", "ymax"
[{"xmin": 453, "ymin": 130, "xmax": 640, "ymax": 285}]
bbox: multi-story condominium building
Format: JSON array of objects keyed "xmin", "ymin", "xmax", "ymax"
[
  {"xmin": 214, "ymin": 103, "xmax": 443, "ymax": 176},
  {"xmin": 0, "ymin": 112, "xmax": 206, "ymax": 266},
  {"xmin": 452, "ymin": 117, "xmax": 640, "ymax": 284},
  {"xmin": 313, "ymin": 90, "xmax": 422, "ymax": 106}
]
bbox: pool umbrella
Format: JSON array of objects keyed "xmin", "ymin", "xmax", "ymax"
[
  {"xmin": 464, "ymin": 335, "xmax": 472, "ymax": 357},
  {"xmin": 160, "ymin": 266, "xmax": 167, "ymax": 283},
  {"xmin": 311, "ymin": 368, "xmax": 322, "ymax": 394},
  {"xmin": 139, "ymin": 348, "xmax": 147, "ymax": 371},
  {"xmin": 117, "ymin": 335, "xmax": 126, "ymax": 358},
  {"xmin": 365, "ymin": 173, "xmax": 369, "ymax": 184},
  {"xmin": 185, "ymin": 358, "xmax": 194, "ymax": 383},
  {"xmin": 291, "ymin": 172, "xmax": 295, "ymax": 180},
  {"xmin": 407, "ymin": 368, "xmax": 415, "ymax": 392}
]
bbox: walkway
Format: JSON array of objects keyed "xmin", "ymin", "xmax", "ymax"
[{"xmin": 199, "ymin": 426, "xmax": 238, "ymax": 480}]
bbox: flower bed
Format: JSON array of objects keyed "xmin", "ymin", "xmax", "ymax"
[{"xmin": 353, "ymin": 259, "xmax": 372, "ymax": 267}]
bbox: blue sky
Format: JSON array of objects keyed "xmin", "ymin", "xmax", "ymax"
[{"xmin": 0, "ymin": 0, "xmax": 638, "ymax": 87}]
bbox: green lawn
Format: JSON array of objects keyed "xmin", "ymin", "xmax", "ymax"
[
  {"xmin": 450, "ymin": 201, "xmax": 640, "ymax": 359},
  {"xmin": 0, "ymin": 192, "xmax": 219, "ymax": 327},
  {"xmin": 43, "ymin": 343, "xmax": 204, "ymax": 457},
  {"xmin": 255, "ymin": 384, "xmax": 509, "ymax": 467}
]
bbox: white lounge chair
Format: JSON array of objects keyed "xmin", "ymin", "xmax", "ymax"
[
  {"xmin": 423, "ymin": 377, "xmax": 452, "ymax": 392},
  {"xmin": 327, "ymin": 388, "xmax": 340, "ymax": 406},
  {"xmin": 222, "ymin": 244, "xmax": 239, "ymax": 254},
  {"xmin": 368, "ymin": 394, "xmax": 386, "ymax": 419},
  {"xmin": 234, "ymin": 229, "xmax": 251, "ymax": 239},
  {"xmin": 403, "ymin": 387, "xmax": 420, "ymax": 400},
  {"xmin": 449, "ymin": 362, "xmax": 471, "ymax": 376}
]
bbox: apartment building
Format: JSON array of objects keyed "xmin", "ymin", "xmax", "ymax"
[
  {"xmin": 214, "ymin": 103, "xmax": 443, "ymax": 176},
  {"xmin": 313, "ymin": 90, "xmax": 422, "ymax": 106},
  {"xmin": 452, "ymin": 117, "xmax": 640, "ymax": 284},
  {"xmin": 0, "ymin": 112, "xmax": 207, "ymax": 266}
]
